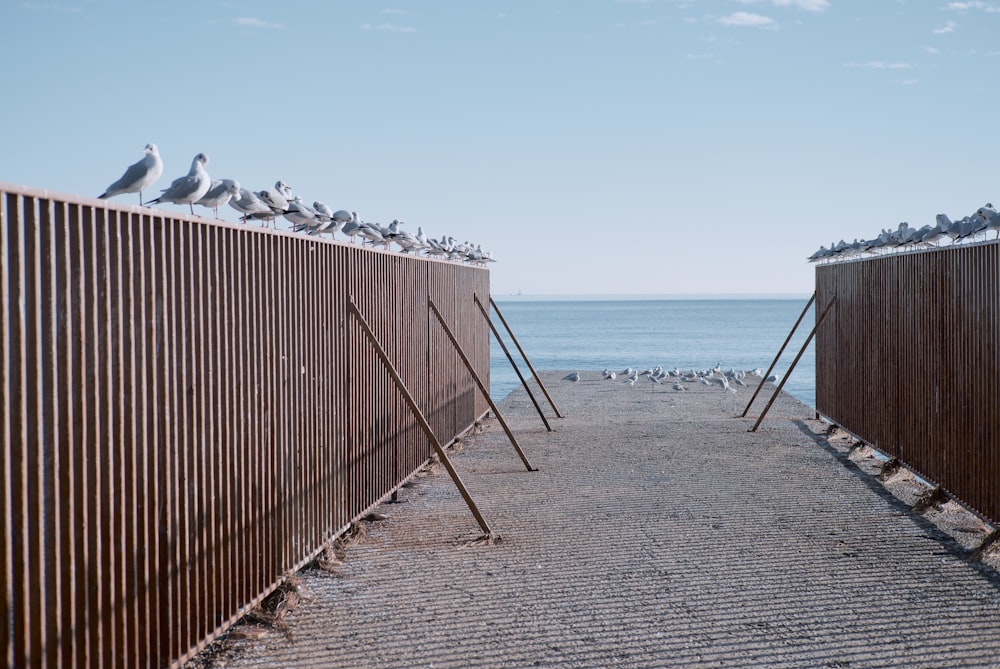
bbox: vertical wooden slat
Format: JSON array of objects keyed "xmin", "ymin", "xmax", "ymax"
[
  {"xmin": 166, "ymin": 214, "xmax": 185, "ymax": 663},
  {"xmin": 25, "ymin": 194, "xmax": 47, "ymax": 669},
  {"xmin": 0, "ymin": 192, "xmax": 14, "ymax": 669},
  {"xmin": 0, "ymin": 192, "xmax": 11, "ymax": 669},
  {"xmin": 10, "ymin": 193, "xmax": 28, "ymax": 667},
  {"xmin": 129, "ymin": 209, "xmax": 152, "ymax": 667},
  {"xmin": 53, "ymin": 199, "xmax": 76, "ymax": 668},
  {"xmin": 34, "ymin": 197, "xmax": 58, "ymax": 667},
  {"xmin": 106, "ymin": 207, "xmax": 127, "ymax": 668}
]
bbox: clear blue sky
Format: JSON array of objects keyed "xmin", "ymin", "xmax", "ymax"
[{"xmin": 2, "ymin": 1, "xmax": 998, "ymax": 296}]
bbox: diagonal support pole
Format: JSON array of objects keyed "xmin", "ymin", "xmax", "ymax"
[
  {"xmin": 429, "ymin": 299, "xmax": 537, "ymax": 472},
  {"xmin": 749, "ymin": 295, "xmax": 836, "ymax": 433},
  {"xmin": 473, "ymin": 295, "xmax": 563, "ymax": 418},
  {"xmin": 347, "ymin": 297, "xmax": 496, "ymax": 538},
  {"xmin": 473, "ymin": 295, "xmax": 552, "ymax": 432},
  {"xmin": 742, "ymin": 292, "xmax": 816, "ymax": 417}
]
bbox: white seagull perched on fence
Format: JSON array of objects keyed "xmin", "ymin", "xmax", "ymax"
[
  {"xmin": 340, "ymin": 212, "xmax": 363, "ymax": 242},
  {"xmin": 229, "ymin": 188, "xmax": 272, "ymax": 223},
  {"xmin": 977, "ymin": 203, "xmax": 1000, "ymax": 239},
  {"xmin": 98, "ymin": 143, "xmax": 163, "ymax": 206},
  {"xmin": 250, "ymin": 181, "xmax": 292, "ymax": 227},
  {"xmin": 196, "ymin": 179, "xmax": 240, "ymax": 218},
  {"xmin": 283, "ymin": 196, "xmax": 320, "ymax": 229},
  {"xmin": 327, "ymin": 209, "xmax": 353, "ymax": 239},
  {"xmin": 146, "ymin": 153, "xmax": 211, "ymax": 214}
]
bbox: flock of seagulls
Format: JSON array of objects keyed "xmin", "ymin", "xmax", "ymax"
[
  {"xmin": 97, "ymin": 144, "xmax": 496, "ymax": 265},
  {"xmin": 563, "ymin": 364, "xmax": 775, "ymax": 393},
  {"xmin": 809, "ymin": 203, "xmax": 1000, "ymax": 263}
]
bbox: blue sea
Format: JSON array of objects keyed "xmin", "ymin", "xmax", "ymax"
[{"xmin": 488, "ymin": 296, "xmax": 816, "ymax": 408}]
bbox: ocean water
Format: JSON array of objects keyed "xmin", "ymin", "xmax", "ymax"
[{"xmin": 488, "ymin": 297, "xmax": 817, "ymax": 408}]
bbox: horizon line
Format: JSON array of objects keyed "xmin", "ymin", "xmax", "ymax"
[{"xmin": 491, "ymin": 292, "xmax": 813, "ymax": 301}]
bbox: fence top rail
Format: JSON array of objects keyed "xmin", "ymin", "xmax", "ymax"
[{"xmin": 0, "ymin": 180, "xmax": 491, "ymax": 267}]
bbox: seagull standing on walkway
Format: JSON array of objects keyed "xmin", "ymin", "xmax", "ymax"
[
  {"xmin": 146, "ymin": 153, "xmax": 211, "ymax": 214},
  {"xmin": 98, "ymin": 143, "xmax": 163, "ymax": 205}
]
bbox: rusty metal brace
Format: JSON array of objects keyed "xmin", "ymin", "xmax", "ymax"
[
  {"xmin": 749, "ymin": 295, "xmax": 836, "ymax": 433},
  {"xmin": 348, "ymin": 297, "xmax": 497, "ymax": 539},
  {"xmin": 429, "ymin": 299, "xmax": 537, "ymax": 472},
  {"xmin": 481, "ymin": 295, "xmax": 563, "ymax": 418},
  {"xmin": 742, "ymin": 292, "xmax": 816, "ymax": 417}
]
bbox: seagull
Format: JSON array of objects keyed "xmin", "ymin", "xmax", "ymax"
[
  {"xmin": 394, "ymin": 229, "xmax": 424, "ymax": 254},
  {"xmin": 357, "ymin": 222, "xmax": 388, "ymax": 246},
  {"xmin": 308, "ymin": 201, "xmax": 334, "ymax": 235},
  {"xmin": 283, "ymin": 196, "xmax": 320, "ymax": 230},
  {"xmin": 310, "ymin": 206, "xmax": 350, "ymax": 238},
  {"xmin": 672, "ymin": 383, "xmax": 687, "ymax": 391},
  {"xmin": 196, "ymin": 179, "xmax": 240, "ymax": 218},
  {"xmin": 146, "ymin": 153, "xmax": 211, "ymax": 214},
  {"xmin": 706, "ymin": 375, "xmax": 729, "ymax": 391},
  {"xmin": 340, "ymin": 212, "xmax": 363, "ymax": 243},
  {"xmin": 323, "ymin": 209, "xmax": 352, "ymax": 239},
  {"xmin": 562, "ymin": 372, "xmax": 580, "ymax": 382},
  {"xmin": 953, "ymin": 215, "xmax": 986, "ymax": 243},
  {"xmin": 254, "ymin": 183, "xmax": 291, "ymax": 227},
  {"xmin": 98, "ymin": 143, "xmax": 163, "ymax": 205},
  {"xmin": 275, "ymin": 180, "xmax": 294, "ymax": 201},
  {"xmin": 977, "ymin": 203, "xmax": 1000, "ymax": 239},
  {"xmin": 229, "ymin": 187, "xmax": 273, "ymax": 223}
]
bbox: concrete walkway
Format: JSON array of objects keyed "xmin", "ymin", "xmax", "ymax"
[{"xmin": 192, "ymin": 372, "xmax": 1000, "ymax": 668}]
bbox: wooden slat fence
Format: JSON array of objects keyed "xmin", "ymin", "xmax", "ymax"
[
  {"xmin": 815, "ymin": 243, "xmax": 999, "ymax": 525},
  {"xmin": 0, "ymin": 183, "xmax": 491, "ymax": 668}
]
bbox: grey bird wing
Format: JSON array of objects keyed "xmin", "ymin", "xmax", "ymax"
[
  {"xmin": 157, "ymin": 175, "xmax": 201, "ymax": 202},
  {"xmin": 100, "ymin": 160, "xmax": 152, "ymax": 198}
]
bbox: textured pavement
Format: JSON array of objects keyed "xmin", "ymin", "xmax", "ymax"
[{"xmin": 191, "ymin": 371, "xmax": 1000, "ymax": 668}]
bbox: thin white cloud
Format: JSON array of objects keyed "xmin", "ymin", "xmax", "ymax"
[
  {"xmin": 843, "ymin": 61, "xmax": 913, "ymax": 69},
  {"xmin": 772, "ymin": 0, "xmax": 830, "ymax": 10},
  {"xmin": 234, "ymin": 16, "xmax": 287, "ymax": 29},
  {"xmin": 361, "ymin": 22, "xmax": 417, "ymax": 33},
  {"xmin": 898, "ymin": 78, "xmax": 919, "ymax": 85},
  {"xmin": 733, "ymin": 0, "xmax": 829, "ymax": 10},
  {"xmin": 933, "ymin": 21, "xmax": 957, "ymax": 34},
  {"xmin": 945, "ymin": 1, "xmax": 1000, "ymax": 11},
  {"xmin": 718, "ymin": 12, "xmax": 777, "ymax": 27}
]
